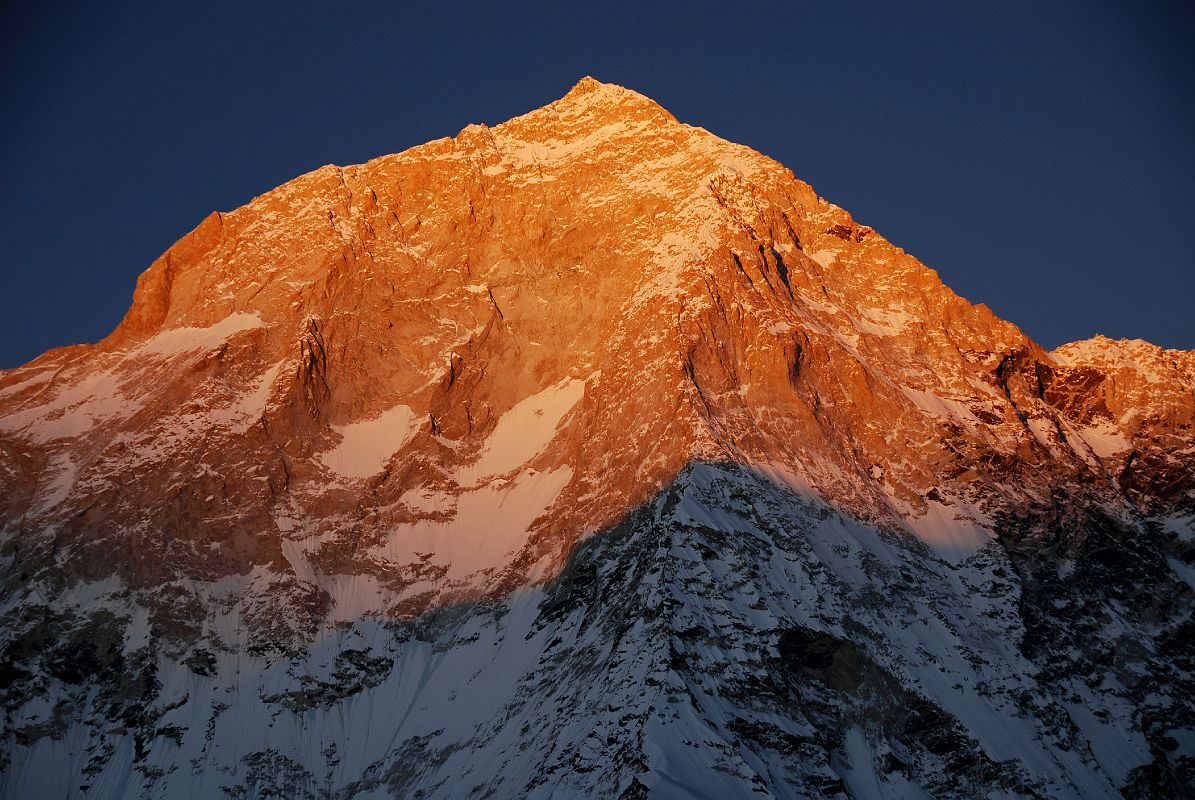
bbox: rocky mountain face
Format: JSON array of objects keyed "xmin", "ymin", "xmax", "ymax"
[{"xmin": 0, "ymin": 77, "xmax": 1192, "ymax": 799}]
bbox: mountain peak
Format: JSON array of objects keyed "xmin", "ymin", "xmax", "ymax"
[
  {"xmin": 524, "ymin": 76, "xmax": 678, "ymax": 130},
  {"xmin": 2, "ymin": 78, "xmax": 1193, "ymax": 799},
  {"xmin": 564, "ymin": 75, "xmax": 611, "ymax": 97}
]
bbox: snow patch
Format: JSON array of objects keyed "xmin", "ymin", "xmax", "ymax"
[
  {"xmin": 33, "ymin": 452, "xmax": 78, "ymax": 514},
  {"xmin": 136, "ymin": 312, "xmax": 265, "ymax": 356},
  {"xmin": 457, "ymin": 377, "xmax": 585, "ymax": 486},
  {"xmin": 807, "ymin": 249, "xmax": 837, "ymax": 267},
  {"xmin": 0, "ymin": 370, "xmax": 54, "ymax": 399},
  {"xmin": 1074, "ymin": 421, "xmax": 1131, "ymax": 458},
  {"xmin": 383, "ymin": 466, "xmax": 573, "ymax": 580},
  {"xmin": 0, "ymin": 368, "xmax": 127, "ymax": 441},
  {"xmin": 1023, "ymin": 417, "xmax": 1060, "ymax": 450},
  {"xmin": 902, "ymin": 499, "xmax": 994, "ymax": 562},
  {"xmin": 855, "ymin": 307, "xmax": 913, "ymax": 337},
  {"xmin": 209, "ymin": 359, "xmax": 285, "ymax": 431},
  {"xmin": 899, "ymin": 386, "xmax": 981, "ymax": 427},
  {"xmin": 501, "ymin": 120, "xmax": 637, "ymax": 167},
  {"xmin": 321, "ymin": 404, "xmax": 419, "ymax": 479}
]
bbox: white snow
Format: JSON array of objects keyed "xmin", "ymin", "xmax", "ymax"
[
  {"xmin": 386, "ymin": 466, "xmax": 573, "ymax": 580},
  {"xmin": 500, "ymin": 120, "xmax": 635, "ymax": 167},
  {"xmin": 32, "ymin": 452, "xmax": 78, "ymax": 514},
  {"xmin": 0, "ymin": 367, "xmax": 128, "ymax": 441},
  {"xmin": 321, "ymin": 404, "xmax": 419, "ymax": 479},
  {"xmin": 807, "ymin": 249, "xmax": 837, "ymax": 267},
  {"xmin": 837, "ymin": 728, "xmax": 887, "ymax": 800},
  {"xmin": 457, "ymin": 377, "xmax": 585, "ymax": 486},
  {"xmin": 899, "ymin": 386, "xmax": 981, "ymax": 428},
  {"xmin": 1074, "ymin": 421, "xmax": 1131, "ymax": 458},
  {"xmin": 0, "ymin": 369, "xmax": 54, "ymax": 399},
  {"xmin": 854, "ymin": 306, "xmax": 914, "ymax": 337},
  {"xmin": 1027, "ymin": 417, "xmax": 1059, "ymax": 449},
  {"xmin": 136, "ymin": 312, "xmax": 265, "ymax": 356},
  {"xmin": 0, "ymin": 461, "xmax": 1165, "ymax": 800},
  {"xmin": 901, "ymin": 498, "xmax": 994, "ymax": 562},
  {"xmin": 202, "ymin": 358, "xmax": 286, "ymax": 432}
]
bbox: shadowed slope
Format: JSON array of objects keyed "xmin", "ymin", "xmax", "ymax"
[{"xmin": 3, "ymin": 462, "xmax": 1191, "ymax": 798}]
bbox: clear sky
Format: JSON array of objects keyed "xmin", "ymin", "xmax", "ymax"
[{"xmin": 2, "ymin": 1, "xmax": 1191, "ymax": 368}]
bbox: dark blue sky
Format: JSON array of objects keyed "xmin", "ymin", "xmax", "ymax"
[{"xmin": 2, "ymin": 1, "xmax": 1192, "ymax": 368}]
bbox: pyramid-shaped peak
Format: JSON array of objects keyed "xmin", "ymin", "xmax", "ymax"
[
  {"xmin": 563, "ymin": 75, "xmax": 634, "ymax": 101},
  {"xmin": 545, "ymin": 76, "xmax": 677, "ymax": 126},
  {"xmin": 486, "ymin": 77, "xmax": 680, "ymax": 150},
  {"xmin": 566, "ymin": 75, "xmax": 609, "ymax": 94}
]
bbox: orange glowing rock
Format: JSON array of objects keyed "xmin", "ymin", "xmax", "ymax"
[{"xmin": 0, "ymin": 77, "xmax": 1190, "ymax": 611}]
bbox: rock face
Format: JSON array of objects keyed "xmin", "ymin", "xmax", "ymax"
[{"xmin": 0, "ymin": 78, "xmax": 1192, "ymax": 798}]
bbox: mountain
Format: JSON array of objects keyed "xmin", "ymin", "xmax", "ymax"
[{"xmin": 1, "ymin": 77, "xmax": 1192, "ymax": 799}]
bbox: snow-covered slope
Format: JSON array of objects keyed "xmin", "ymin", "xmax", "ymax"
[
  {"xmin": 4, "ymin": 463, "xmax": 1191, "ymax": 798},
  {"xmin": 1, "ymin": 78, "xmax": 1192, "ymax": 798}
]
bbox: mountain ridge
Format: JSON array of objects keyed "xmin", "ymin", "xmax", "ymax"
[
  {"xmin": 2, "ymin": 73, "xmax": 1190, "ymax": 608},
  {"xmin": 0, "ymin": 77, "xmax": 1192, "ymax": 799}
]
